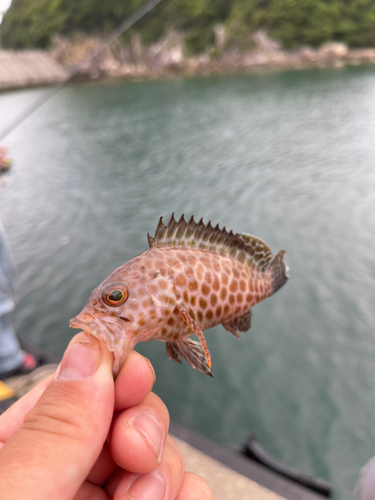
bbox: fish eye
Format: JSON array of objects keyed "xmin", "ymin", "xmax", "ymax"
[{"xmin": 102, "ymin": 284, "xmax": 128, "ymax": 307}]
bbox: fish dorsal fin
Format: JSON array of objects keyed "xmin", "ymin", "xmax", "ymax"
[{"xmin": 147, "ymin": 214, "xmax": 273, "ymax": 273}]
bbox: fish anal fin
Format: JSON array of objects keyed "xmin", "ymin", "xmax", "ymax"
[
  {"xmin": 223, "ymin": 309, "xmax": 252, "ymax": 338},
  {"xmin": 177, "ymin": 338, "xmax": 213, "ymax": 377},
  {"xmin": 166, "ymin": 342, "xmax": 182, "ymax": 363},
  {"xmin": 222, "ymin": 322, "xmax": 241, "ymax": 339},
  {"xmin": 176, "ymin": 298, "xmax": 211, "ymax": 369}
]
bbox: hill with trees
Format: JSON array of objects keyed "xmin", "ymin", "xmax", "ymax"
[{"xmin": 2, "ymin": 0, "xmax": 375, "ymax": 53}]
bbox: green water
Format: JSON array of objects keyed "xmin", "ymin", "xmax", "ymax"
[{"xmin": 1, "ymin": 68, "xmax": 375, "ymax": 498}]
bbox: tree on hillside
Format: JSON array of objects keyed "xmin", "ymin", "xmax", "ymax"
[{"xmin": 1, "ymin": 0, "xmax": 375, "ymax": 51}]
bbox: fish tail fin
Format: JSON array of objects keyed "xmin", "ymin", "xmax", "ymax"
[{"xmin": 266, "ymin": 250, "xmax": 289, "ymax": 295}]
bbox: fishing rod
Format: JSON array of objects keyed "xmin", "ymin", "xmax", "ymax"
[{"xmin": 0, "ymin": 0, "xmax": 166, "ymax": 143}]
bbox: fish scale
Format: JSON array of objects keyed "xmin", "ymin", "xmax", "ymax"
[{"xmin": 70, "ymin": 214, "xmax": 288, "ymax": 376}]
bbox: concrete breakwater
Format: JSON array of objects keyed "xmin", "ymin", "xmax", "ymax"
[
  {"xmin": 0, "ymin": 50, "xmax": 68, "ymax": 91},
  {"xmin": 1, "ymin": 30, "xmax": 375, "ymax": 91}
]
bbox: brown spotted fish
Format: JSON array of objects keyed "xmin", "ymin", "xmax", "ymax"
[{"xmin": 70, "ymin": 215, "xmax": 288, "ymax": 376}]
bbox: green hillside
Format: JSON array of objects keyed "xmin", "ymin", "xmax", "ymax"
[{"xmin": 2, "ymin": 0, "xmax": 375, "ymax": 52}]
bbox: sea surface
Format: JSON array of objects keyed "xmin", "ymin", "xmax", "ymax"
[{"xmin": 1, "ymin": 68, "xmax": 375, "ymax": 498}]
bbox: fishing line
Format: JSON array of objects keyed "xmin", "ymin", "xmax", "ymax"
[{"xmin": 0, "ymin": 0, "xmax": 166, "ymax": 142}]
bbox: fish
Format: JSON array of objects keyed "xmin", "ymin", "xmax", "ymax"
[{"xmin": 69, "ymin": 214, "xmax": 288, "ymax": 376}]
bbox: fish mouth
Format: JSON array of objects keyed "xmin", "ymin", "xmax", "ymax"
[{"xmin": 69, "ymin": 312, "xmax": 131, "ymax": 352}]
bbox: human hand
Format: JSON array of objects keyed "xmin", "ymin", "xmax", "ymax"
[{"xmin": 0, "ymin": 332, "xmax": 213, "ymax": 500}]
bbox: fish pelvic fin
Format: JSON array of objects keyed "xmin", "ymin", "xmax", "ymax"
[
  {"xmin": 222, "ymin": 309, "xmax": 252, "ymax": 338},
  {"xmin": 166, "ymin": 342, "xmax": 182, "ymax": 363},
  {"xmin": 266, "ymin": 250, "xmax": 289, "ymax": 295},
  {"xmin": 176, "ymin": 338, "xmax": 213, "ymax": 377},
  {"xmin": 176, "ymin": 298, "xmax": 211, "ymax": 369},
  {"xmin": 149, "ymin": 214, "xmax": 280, "ymax": 274}
]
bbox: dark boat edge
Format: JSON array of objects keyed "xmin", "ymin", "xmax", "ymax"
[
  {"xmin": 170, "ymin": 421, "xmax": 332, "ymax": 500},
  {"xmin": 242, "ymin": 435, "xmax": 332, "ymax": 497}
]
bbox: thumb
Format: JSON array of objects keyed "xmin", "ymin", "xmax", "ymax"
[{"xmin": 0, "ymin": 332, "xmax": 114, "ymax": 500}]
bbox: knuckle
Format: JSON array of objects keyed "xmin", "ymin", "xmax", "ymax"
[{"xmin": 22, "ymin": 386, "xmax": 86, "ymax": 442}]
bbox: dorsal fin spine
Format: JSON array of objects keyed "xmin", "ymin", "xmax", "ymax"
[{"xmin": 151, "ymin": 215, "xmax": 277, "ymax": 273}]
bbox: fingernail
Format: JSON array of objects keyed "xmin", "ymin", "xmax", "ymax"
[
  {"xmin": 134, "ymin": 414, "xmax": 163, "ymax": 459},
  {"xmin": 57, "ymin": 341, "xmax": 102, "ymax": 380},
  {"xmin": 127, "ymin": 472, "xmax": 165, "ymax": 500},
  {"xmin": 145, "ymin": 358, "xmax": 156, "ymax": 384}
]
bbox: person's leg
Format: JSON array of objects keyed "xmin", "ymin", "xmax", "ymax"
[{"xmin": 0, "ymin": 313, "xmax": 24, "ymax": 377}]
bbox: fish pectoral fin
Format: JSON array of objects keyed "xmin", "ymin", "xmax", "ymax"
[
  {"xmin": 147, "ymin": 269, "xmax": 176, "ymax": 316},
  {"xmin": 166, "ymin": 341, "xmax": 182, "ymax": 364},
  {"xmin": 177, "ymin": 338, "xmax": 213, "ymax": 377},
  {"xmin": 222, "ymin": 309, "xmax": 252, "ymax": 339},
  {"xmin": 176, "ymin": 298, "xmax": 212, "ymax": 369}
]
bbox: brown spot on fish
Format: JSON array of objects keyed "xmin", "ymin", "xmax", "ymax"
[
  {"xmin": 206, "ymin": 309, "xmax": 213, "ymax": 321},
  {"xmin": 189, "ymin": 280, "xmax": 199, "ymax": 292},
  {"xmin": 237, "ymin": 293, "xmax": 243, "ymax": 303},
  {"xmin": 240, "ymin": 280, "xmax": 247, "ymax": 292},
  {"xmin": 139, "ymin": 319, "xmax": 146, "ymax": 327},
  {"xmin": 220, "ymin": 288, "xmax": 227, "ymax": 301},
  {"xmin": 199, "ymin": 298, "xmax": 207, "ymax": 309},
  {"xmin": 159, "ymin": 280, "xmax": 168, "ymax": 290},
  {"xmin": 202, "ymin": 283, "xmax": 210, "ymax": 296},
  {"xmin": 235, "ymin": 306, "xmax": 242, "ymax": 315},
  {"xmin": 190, "ymin": 295, "xmax": 196, "ymax": 306},
  {"xmin": 183, "ymin": 291, "xmax": 189, "ymax": 303},
  {"xmin": 168, "ymin": 317, "xmax": 175, "ymax": 326},
  {"xmin": 210, "ymin": 294, "xmax": 218, "ymax": 307},
  {"xmin": 176, "ymin": 274, "xmax": 187, "ymax": 287},
  {"xmin": 216, "ymin": 305, "xmax": 222, "ymax": 317},
  {"xmin": 197, "ymin": 310, "xmax": 204, "ymax": 322},
  {"xmin": 246, "ymin": 293, "xmax": 253, "ymax": 303},
  {"xmin": 129, "ymin": 302, "xmax": 139, "ymax": 310},
  {"xmin": 213, "ymin": 277, "xmax": 220, "ymax": 292},
  {"xmin": 174, "ymin": 333, "xmax": 179, "ymax": 339},
  {"xmin": 142, "ymin": 298, "xmax": 152, "ymax": 308},
  {"xmin": 189, "ymin": 308, "xmax": 196, "ymax": 320},
  {"xmin": 229, "ymin": 294, "xmax": 235, "ymax": 305},
  {"xmin": 168, "ymin": 332, "xmax": 174, "ymax": 338},
  {"xmin": 205, "ymin": 272, "xmax": 212, "ymax": 284},
  {"xmin": 224, "ymin": 304, "xmax": 230, "ymax": 314}
]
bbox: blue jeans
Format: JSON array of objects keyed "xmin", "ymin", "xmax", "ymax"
[
  {"xmin": 0, "ymin": 312, "xmax": 23, "ymax": 375},
  {"xmin": 0, "ymin": 220, "xmax": 23, "ymax": 375}
]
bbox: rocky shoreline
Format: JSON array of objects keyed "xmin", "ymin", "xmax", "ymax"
[
  {"xmin": 50, "ymin": 30, "xmax": 375, "ymax": 83},
  {"xmin": 2, "ymin": 30, "xmax": 375, "ymax": 92}
]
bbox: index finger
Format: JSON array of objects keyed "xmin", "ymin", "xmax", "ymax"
[{"xmin": 114, "ymin": 351, "xmax": 155, "ymax": 411}]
